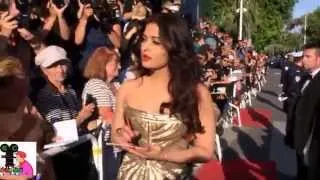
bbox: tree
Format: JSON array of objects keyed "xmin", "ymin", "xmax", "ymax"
[
  {"xmin": 306, "ymin": 7, "xmax": 320, "ymax": 43},
  {"xmin": 199, "ymin": 0, "xmax": 297, "ymax": 51},
  {"xmin": 285, "ymin": 7, "xmax": 320, "ymax": 46}
]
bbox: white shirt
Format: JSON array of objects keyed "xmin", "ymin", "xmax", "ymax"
[{"xmin": 301, "ymin": 67, "xmax": 320, "ymax": 93}]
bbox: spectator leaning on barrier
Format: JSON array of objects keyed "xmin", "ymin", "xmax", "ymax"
[{"xmin": 35, "ymin": 45, "xmax": 95, "ymax": 127}]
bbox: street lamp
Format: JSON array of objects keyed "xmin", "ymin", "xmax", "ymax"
[
  {"xmin": 303, "ymin": 14, "xmax": 308, "ymax": 44},
  {"xmin": 236, "ymin": 0, "xmax": 247, "ymax": 40}
]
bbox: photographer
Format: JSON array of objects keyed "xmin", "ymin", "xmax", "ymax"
[
  {"xmin": 41, "ymin": 0, "xmax": 71, "ymax": 44},
  {"xmin": 0, "ymin": 1, "xmax": 36, "ymax": 75},
  {"xmin": 75, "ymin": 0, "xmax": 121, "ymax": 72}
]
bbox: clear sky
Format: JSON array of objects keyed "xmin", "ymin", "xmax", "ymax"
[{"xmin": 293, "ymin": 0, "xmax": 320, "ymax": 18}]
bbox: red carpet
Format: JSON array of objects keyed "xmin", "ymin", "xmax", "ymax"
[
  {"xmin": 195, "ymin": 160, "xmax": 276, "ymax": 180},
  {"xmin": 233, "ymin": 108, "xmax": 272, "ymax": 128}
]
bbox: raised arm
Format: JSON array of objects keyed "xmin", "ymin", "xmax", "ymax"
[
  {"xmin": 107, "ymin": 23, "xmax": 122, "ymax": 49},
  {"xmin": 41, "ymin": 1, "xmax": 57, "ymax": 40},
  {"xmin": 74, "ymin": 4, "xmax": 93, "ymax": 45},
  {"xmin": 0, "ymin": 11, "xmax": 17, "ymax": 55},
  {"xmin": 52, "ymin": 0, "xmax": 71, "ymax": 40}
]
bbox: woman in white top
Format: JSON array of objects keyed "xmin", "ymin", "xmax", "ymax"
[{"xmin": 82, "ymin": 47, "xmax": 121, "ymax": 180}]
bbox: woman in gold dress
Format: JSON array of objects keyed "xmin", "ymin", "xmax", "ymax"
[{"xmin": 112, "ymin": 14, "xmax": 217, "ymax": 180}]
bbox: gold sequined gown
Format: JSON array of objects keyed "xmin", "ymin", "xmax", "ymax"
[{"xmin": 117, "ymin": 105, "xmax": 189, "ymax": 180}]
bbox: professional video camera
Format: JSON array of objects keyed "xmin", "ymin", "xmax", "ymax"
[{"xmin": 80, "ymin": 0, "xmax": 121, "ymax": 32}]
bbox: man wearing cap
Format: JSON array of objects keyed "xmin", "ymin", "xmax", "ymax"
[
  {"xmin": 284, "ymin": 51, "xmax": 309, "ymax": 147},
  {"xmin": 34, "ymin": 45, "xmax": 94, "ymax": 126},
  {"xmin": 279, "ymin": 52, "xmax": 300, "ymax": 108},
  {"xmin": 280, "ymin": 52, "xmax": 306, "ymax": 111}
]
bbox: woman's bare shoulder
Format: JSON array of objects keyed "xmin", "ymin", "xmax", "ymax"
[
  {"xmin": 196, "ymin": 83, "xmax": 211, "ymax": 97},
  {"xmin": 119, "ymin": 77, "xmax": 143, "ymax": 93}
]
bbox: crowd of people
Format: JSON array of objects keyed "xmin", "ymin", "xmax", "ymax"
[{"xmin": 0, "ymin": 0, "xmax": 269, "ymax": 179}]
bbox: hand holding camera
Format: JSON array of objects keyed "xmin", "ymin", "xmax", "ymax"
[
  {"xmin": 80, "ymin": 4, "xmax": 93, "ymax": 21},
  {"xmin": 49, "ymin": 0, "xmax": 69, "ymax": 18},
  {"xmin": 0, "ymin": 11, "xmax": 18, "ymax": 37}
]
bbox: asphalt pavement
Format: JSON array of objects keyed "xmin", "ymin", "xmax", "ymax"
[{"xmin": 220, "ymin": 68, "xmax": 297, "ymax": 180}]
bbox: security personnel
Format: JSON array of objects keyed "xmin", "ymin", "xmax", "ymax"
[
  {"xmin": 284, "ymin": 52, "xmax": 309, "ymax": 112},
  {"xmin": 279, "ymin": 53, "xmax": 297, "ymax": 111},
  {"xmin": 284, "ymin": 51, "xmax": 309, "ymax": 147}
]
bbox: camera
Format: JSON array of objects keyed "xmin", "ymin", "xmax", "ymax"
[
  {"xmin": 0, "ymin": 0, "xmax": 30, "ymax": 28},
  {"xmin": 52, "ymin": 0, "xmax": 65, "ymax": 8},
  {"xmin": 15, "ymin": 0, "xmax": 29, "ymax": 15},
  {"xmin": 80, "ymin": 0, "xmax": 120, "ymax": 31},
  {"xmin": 15, "ymin": 0, "xmax": 42, "ymax": 30}
]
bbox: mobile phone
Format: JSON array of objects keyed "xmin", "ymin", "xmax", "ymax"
[{"xmin": 86, "ymin": 94, "xmax": 96, "ymax": 105}]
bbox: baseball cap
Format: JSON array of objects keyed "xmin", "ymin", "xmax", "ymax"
[
  {"xmin": 292, "ymin": 51, "xmax": 303, "ymax": 58},
  {"xmin": 35, "ymin": 46, "xmax": 70, "ymax": 68}
]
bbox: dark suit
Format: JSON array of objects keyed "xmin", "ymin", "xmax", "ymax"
[
  {"xmin": 288, "ymin": 70, "xmax": 320, "ymax": 179},
  {"xmin": 285, "ymin": 68, "xmax": 309, "ymax": 147}
]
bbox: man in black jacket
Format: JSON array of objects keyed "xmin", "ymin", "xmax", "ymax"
[
  {"xmin": 288, "ymin": 42, "xmax": 320, "ymax": 180},
  {"xmin": 284, "ymin": 52, "xmax": 308, "ymax": 146}
]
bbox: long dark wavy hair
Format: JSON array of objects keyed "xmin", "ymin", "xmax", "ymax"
[{"xmin": 136, "ymin": 13, "xmax": 204, "ymax": 135}]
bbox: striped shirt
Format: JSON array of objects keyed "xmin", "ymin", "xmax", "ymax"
[
  {"xmin": 82, "ymin": 78, "xmax": 121, "ymax": 155},
  {"xmin": 82, "ymin": 78, "xmax": 116, "ymax": 112},
  {"xmin": 36, "ymin": 84, "xmax": 80, "ymax": 124}
]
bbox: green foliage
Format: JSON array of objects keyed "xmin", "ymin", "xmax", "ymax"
[
  {"xmin": 199, "ymin": 0, "xmax": 297, "ymax": 51},
  {"xmin": 306, "ymin": 7, "xmax": 320, "ymax": 43}
]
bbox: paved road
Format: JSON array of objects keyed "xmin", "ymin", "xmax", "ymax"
[{"xmin": 221, "ymin": 68, "xmax": 296, "ymax": 180}]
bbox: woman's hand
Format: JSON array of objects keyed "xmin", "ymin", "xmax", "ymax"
[
  {"xmin": 47, "ymin": 1, "xmax": 57, "ymax": 18},
  {"xmin": 80, "ymin": 4, "xmax": 93, "ymax": 21},
  {"xmin": 77, "ymin": 0, "xmax": 85, "ymax": 19},
  {"xmin": 76, "ymin": 103, "xmax": 95, "ymax": 124},
  {"xmin": 112, "ymin": 125, "xmax": 147, "ymax": 157},
  {"xmin": 0, "ymin": 11, "xmax": 18, "ymax": 37},
  {"xmin": 51, "ymin": 0, "xmax": 69, "ymax": 18},
  {"xmin": 113, "ymin": 126, "xmax": 169, "ymax": 161},
  {"xmin": 132, "ymin": 144, "xmax": 163, "ymax": 160}
]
